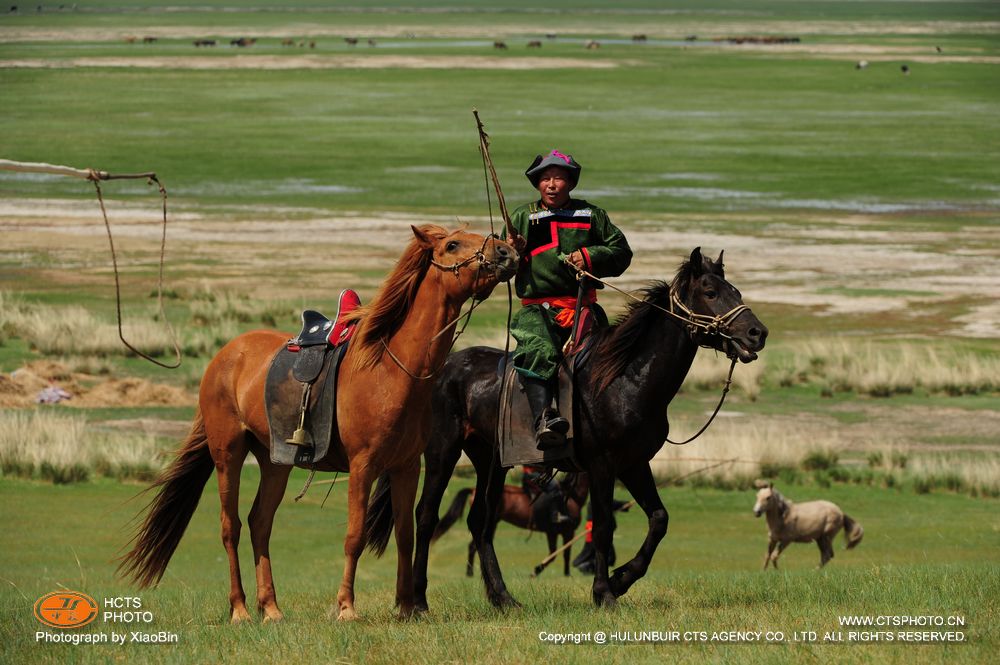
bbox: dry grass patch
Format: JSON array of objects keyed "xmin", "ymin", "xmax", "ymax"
[
  {"xmin": 0, "ymin": 409, "xmax": 166, "ymax": 483},
  {"xmin": 777, "ymin": 338, "xmax": 1000, "ymax": 397}
]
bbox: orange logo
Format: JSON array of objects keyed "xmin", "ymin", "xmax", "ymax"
[{"xmin": 33, "ymin": 591, "xmax": 99, "ymax": 629}]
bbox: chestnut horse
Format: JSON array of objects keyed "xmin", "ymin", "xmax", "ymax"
[
  {"xmin": 119, "ymin": 225, "xmax": 517, "ymax": 622},
  {"xmin": 430, "ymin": 473, "xmax": 589, "ymax": 577}
]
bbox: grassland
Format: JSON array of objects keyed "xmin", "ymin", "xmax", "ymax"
[
  {"xmin": 0, "ymin": 1, "xmax": 998, "ymax": 663},
  {"xmin": 1, "ymin": 471, "xmax": 998, "ymax": 664}
]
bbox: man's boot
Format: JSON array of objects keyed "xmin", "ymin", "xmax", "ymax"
[{"xmin": 522, "ymin": 377, "xmax": 569, "ymax": 450}]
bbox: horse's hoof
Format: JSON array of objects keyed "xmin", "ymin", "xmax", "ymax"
[
  {"xmin": 261, "ymin": 610, "xmax": 284, "ymax": 624},
  {"xmin": 230, "ymin": 609, "xmax": 253, "ymax": 625},
  {"xmin": 495, "ymin": 595, "xmax": 522, "ymax": 610},
  {"xmin": 415, "ymin": 600, "xmax": 430, "ymax": 614},
  {"xmin": 337, "ymin": 606, "xmax": 359, "ymax": 622},
  {"xmin": 593, "ymin": 591, "xmax": 617, "ymax": 608},
  {"xmin": 397, "ymin": 606, "xmax": 416, "ymax": 621}
]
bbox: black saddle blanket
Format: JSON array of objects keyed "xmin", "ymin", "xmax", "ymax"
[{"xmin": 265, "ymin": 343, "xmax": 348, "ymax": 467}]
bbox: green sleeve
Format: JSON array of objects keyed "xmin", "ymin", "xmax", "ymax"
[{"xmin": 583, "ymin": 208, "xmax": 632, "ymax": 278}]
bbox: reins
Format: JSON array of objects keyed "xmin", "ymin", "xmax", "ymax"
[
  {"xmin": 569, "ymin": 264, "xmax": 749, "ymax": 346},
  {"xmin": 567, "ymin": 263, "xmax": 747, "ymax": 446},
  {"xmin": 380, "ymin": 234, "xmax": 501, "ymax": 380}
]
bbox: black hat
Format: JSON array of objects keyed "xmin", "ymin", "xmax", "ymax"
[{"xmin": 525, "ymin": 150, "xmax": 582, "ymax": 187}]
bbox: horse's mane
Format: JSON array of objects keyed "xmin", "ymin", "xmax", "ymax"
[
  {"xmin": 590, "ymin": 257, "xmax": 697, "ymax": 392},
  {"xmin": 342, "ymin": 224, "xmax": 449, "ymax": 369}
]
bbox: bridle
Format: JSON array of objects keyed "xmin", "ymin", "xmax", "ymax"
[
  {"xmin": 569, "ymin": 264, "xmax": 754, "ymax": 445},
  {"xmin": 428, "ymin": 233, "xmax": 505, "ymax": 276},
  {"xmin": 382, "ymin": 234, "xmax": 511, "ymax": 380},
  {"xmin": 571, "ymin": 264, "xmax": 752, "ymax": 356}
]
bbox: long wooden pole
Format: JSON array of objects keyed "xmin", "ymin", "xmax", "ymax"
[{"xmin": 472, "ymin": 109, "xmax": 519, "ymax": 242}]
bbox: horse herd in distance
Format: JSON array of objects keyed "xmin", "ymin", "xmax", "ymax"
[{"xmin": 118, "ymin": 33, "xmax": 808, "ymax": 52}]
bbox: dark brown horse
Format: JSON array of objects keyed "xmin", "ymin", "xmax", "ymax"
[
  {"xmin": 394, "ymin": 248, "xmax": 767, "ymax": 610},
  {"xmin": 119, "ymin": 226, "xmax": 516, "ymax": 622},
  {"xmin": 431, "ymin": 473, "xmax": 589, "ymax": 577}
]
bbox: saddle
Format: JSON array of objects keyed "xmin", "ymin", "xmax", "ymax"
[
  {"xmin": 497, "ymin": 337, "xmax": 596, "ymax": 471},
  {"xmin": 264, "ymin": 289, "xmax": 361, "ymax": 468}
]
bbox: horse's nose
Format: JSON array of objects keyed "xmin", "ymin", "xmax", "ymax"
[
  {"xmin": 494, "ymin": 243, "xmax": 511, "ymax": 259},
  {"xmin": 747, "ymin": 323, "xmax": 769, "ymax": 348}
]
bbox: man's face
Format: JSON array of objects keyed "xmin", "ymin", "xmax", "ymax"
[{"xmin": 536, "ymin": 166, "xmax": 573, "ymax": 209}]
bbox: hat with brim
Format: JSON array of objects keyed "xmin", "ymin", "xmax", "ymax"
[{"xmin": 525, "ymin": 150, "xmax": 582, "ymax": 188}]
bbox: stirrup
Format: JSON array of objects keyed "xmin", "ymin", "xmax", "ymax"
[
  {"xmin": 544, "ymin": 408, "xmax": 569, "ymax": 436},
  {"xmin": 534, "ymin": 413, "xmax": 568, "ymax": 451}
]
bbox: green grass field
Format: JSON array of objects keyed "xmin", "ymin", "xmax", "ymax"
[
  {"xmin": 1, "ymin": 471, "xmax": 997, "ymax": 664},
  {"xmin": 1, "ymin": 1, "xmax": 998, "ymax": 662}
]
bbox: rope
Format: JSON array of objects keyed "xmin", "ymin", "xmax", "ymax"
[
  {"xmin": 569, "ymin": 264, "xmax": 748, "ymax": 343},
  {"xmin": 665, "ymin": 357, "xmax": 736, "ymax": 446},
  {"xmin": 92, "ymin": 176, "xmax": 182, "ymax": 368}
]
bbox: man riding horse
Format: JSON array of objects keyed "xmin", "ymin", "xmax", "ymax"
[{"xmin": 505, "ymin": 150, "xmax": 632, "ymax": 450}]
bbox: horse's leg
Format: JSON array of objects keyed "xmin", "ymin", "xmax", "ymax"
[
  {"xmin": 764, "ymin": 540, "xmax": 777, "ymax": 570},
  {"xmin": 588, "ymin": 463, "xmax": 617, "ymax": 607},
  {"xmin": 467, "ymin": 539, "xmax": 476, "ymax": 577},
  {"xmin": 390, "ymin": 460, "xmax": 421, "ymax": 619},
  {"xmin": 247, "ymin": 448, "xmax": 292, "ymax": 622},
  {"xmin": 207, "ymin": 423, "xmax": 251, "ymax": 624},
  {"xmin": 817, "ymin": 535, "xmax": 834, "ymax": 568},
  {"xmin": 562, "ymin": 529, "xmax": 572, "ymax": 577},
  {"xmin": 414, "ymin": 438, "xmax": 464, "ymax": 612},
  {"xmin": 540, "ymin": 530, "xmax": 557, "ymax": 578},
  {"xmin": 771, "ymin": 541, "xmax": 789, "ymax": 569},
  {"xmin": 468, "ymin": 460, "xmax": 519, "ymax": 608},
  {"xmin": 336, "ymin": 459, "xmax": 377, "ymax": 621},
  {"xmin": 606, "ymin": 463, "xmax": 668, "ymax": 599}
]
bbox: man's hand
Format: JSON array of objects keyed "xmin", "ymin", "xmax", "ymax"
[
  {"xmin": 510, "ymin": 233, "xmax": 527, "ymax": 254},
  {"xmin": 566, "ymin": 250, "xmax": 586, "ymax": 270}
]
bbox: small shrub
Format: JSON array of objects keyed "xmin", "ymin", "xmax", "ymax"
[
  {"xmin": 891, "ymin": 451, "xmax": 908, "ymax": 469},
  {"xmin": 867, "ymin": 451, "xmax": 884, "ymax": 468},
  {"xmin": 801, "ymin": 450, "xmax": 839, "ymax": 471}
]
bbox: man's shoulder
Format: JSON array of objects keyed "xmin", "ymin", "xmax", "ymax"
[
  {"xmin": 568, "ymin": 198, "xmax": 606, "ymax": 213},
  {"xmin": 511, "ymin": 201, "xmax": 540, "ymax": 216}
]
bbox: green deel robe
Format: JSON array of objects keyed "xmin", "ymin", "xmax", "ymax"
[{"xmin": 502, "ymin": 198, "xmax": 632, "ymax": 380}]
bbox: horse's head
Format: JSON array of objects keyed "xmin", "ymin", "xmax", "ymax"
[
  {"xmin": 753, "ymin": 482, "xmax": 785, "ymax": 517},
  {"xmin": 411, "ymin": 225, "xmax": 518, "ymax": 301},
  {"xmin": 673, "ymin": 247, "xmax": 768, "ymax": 363}
]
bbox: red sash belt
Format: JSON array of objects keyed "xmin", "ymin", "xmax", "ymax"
[{"xmin": 521, "ymin": 289, "xmax": 597, "ymax": 328}]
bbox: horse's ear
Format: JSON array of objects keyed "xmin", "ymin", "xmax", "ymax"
[
  {"xmin": 689, "ymin": 247, "xmax": 704, "ymax": 276},
  {"xmin": 715, "ymin": 250, "xmax": 725, "ymax": 276},
  {"xmin": 411, "ymin": 225, "xmax": 436, "ymax": 249}
]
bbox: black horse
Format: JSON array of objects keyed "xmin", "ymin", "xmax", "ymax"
[{"xmin": 367, "ymin": 247, "xmax": 768, "ymax": 609}]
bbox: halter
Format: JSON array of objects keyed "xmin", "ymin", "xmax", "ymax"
[
  {"xmin": 383, "ymin": 234, "xmax": 509, "ymax": 380},
  {"xmin": 428, "ymin": 233, "xmax": 504, "ymax": 275},
  {"xmin": 667, "ymin": 287, "xmax": 750, "ymax": 347},
  {"xmin": 570, "ymin": 264, "xmax": 752, "ymax": 352},
  {"xmin": 569, "ymin": 264, "xmax": 754, "ymax": 446}
]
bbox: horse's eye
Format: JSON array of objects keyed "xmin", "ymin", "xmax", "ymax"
[
  {"xmin": 446, "ymin": 241, "xmax": 459, "ymax": 252},
  {"xmin": 705, "ymin": 290, "xmax": 717, "ymax": 300}
]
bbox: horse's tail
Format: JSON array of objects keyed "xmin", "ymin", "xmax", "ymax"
[
  {"xmin": 364, "ymin": 472, "xmax": 394, "ymax": 558},
  {"xmin": 843, "ymin": 514, "xmax": 864, "ymax": 549},
  {"xmin": 432, "ymin": 488, "xmax": 473, "ymax": 543},
  {"xmin": 117, "ymin": 410, "xmax": 214, "ymax": 588}
]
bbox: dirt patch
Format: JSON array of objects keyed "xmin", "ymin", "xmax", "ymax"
[
  {"xmin": 93, "ymin": 417, "xmax": 192, "ymax": 439},
  {"xmin": 0, "ymin": 55, "xmax": 620, "ymax": 70},
  {"xmin": 2, "ymin": 199, "xmax": 999, "ymax": 336},
  {"xmin": 0, "ymin": 360, "xmax": 194, "ymax": 408}
]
